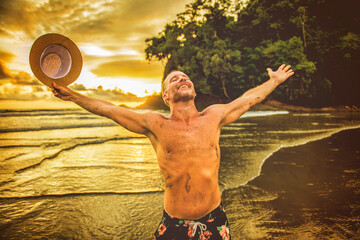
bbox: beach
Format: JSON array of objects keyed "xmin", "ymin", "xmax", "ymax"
[
  {"xmin": 223, "ymin": 128, "xmax": 360, "ymax": 239},
  {"xmin": 1, "ymin": 109, "xmax": 359, "ymax": 239}
]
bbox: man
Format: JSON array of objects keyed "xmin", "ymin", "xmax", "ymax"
[{"xmin": 52, "ymin": 64, "xmax": 294, "ymax": 239}]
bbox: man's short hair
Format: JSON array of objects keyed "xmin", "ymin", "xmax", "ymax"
[
  {"xmin": 162, "ymin": 69, "xmax": 180, "ymax": 107},
  {"xmin": 162, "ymin": 69, "xmax": 180, "ymax": 94}
]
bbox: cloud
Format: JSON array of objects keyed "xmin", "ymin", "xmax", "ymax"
[
  {"xmin": 91, "ymin": 59, "xmax": 163, "ymax": 79},
  {"xmin": 0, "ymin": 0, "xmax": 91, "ymax": 38},
  {"xmin": 0, "ymin": 61, "xmax": 40, "ymax": 85},
  {"xmin": 11, "ymin": 71, "xmax": 41, "ymax": 86},
  {"xmin": 0, "ymin": 60, "xmax": 46, "ymax": 100},
  {"xmin": 69, "ymin": 83, "xmax": 87, "ymax": 91},
  {"xmin": 0, "ymin": 0, "xmax": 193, "ymax": 101},
  {"xmin": 0, "ymin": 83, "xmax": 49, "ymax": 100},
  {"xmin": 0, "ymin": 29, "xmax": 10, "ymax": 37},
  {"xmin": 0, "ymin": 0, "xmax": 192, "ymax": 57},
  {"xmin": 0, "ymin": 58, "xmax": 147, "ymax": 101},
  {"xmin": 0, "ymin": 51, "xmax": 16, "ymax": 62},
  {"xmin": 0, "ymin": 0, "xmax": 190, "ymax": 41},
  {"xmin": 0, "ymin": 61, "xmax": 11, "ymax": 79},
  {"xmin": 68, "ymin": 84, "xmax": 146, "ymax": 102},
  {"xmin": 87, "ymin": 85, "xmax": 145, "ymax": 102}
]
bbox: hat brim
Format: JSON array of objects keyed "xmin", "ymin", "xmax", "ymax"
[{"xmin": 29, "ymin": 33, "xmax": 82, "ymax": 88}]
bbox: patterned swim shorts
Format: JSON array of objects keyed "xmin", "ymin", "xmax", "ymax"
[{"xmin": 154, "ymin": 203, "xmax": 231, "ymax": 240}]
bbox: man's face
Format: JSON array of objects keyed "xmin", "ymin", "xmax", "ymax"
[{"xmin": 163, "ymin": 71, "xmax": 196, "ymax": 106}]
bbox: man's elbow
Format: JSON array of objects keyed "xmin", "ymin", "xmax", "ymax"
[{"xmin": 248, "ymin": 96, "xmax": 264, "ymax": 108}]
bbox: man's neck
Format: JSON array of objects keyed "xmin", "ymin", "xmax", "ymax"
[{"xmin": 169, "ymin": 101, "xmax": 199, "ymax": 124}]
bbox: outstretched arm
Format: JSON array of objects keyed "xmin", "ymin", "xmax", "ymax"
[
  {"xmin": 51, "ymin": 82, "xmax": 151, "ymax": 135},
  {"xmin": 219, "ymin": 64, "xmax": 294, "ymax": 126}
]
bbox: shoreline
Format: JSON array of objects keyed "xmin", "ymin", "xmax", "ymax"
[
  {"xmin": 222, "ymin": 126, "xmax": 360, "ymax": 239},
  {"xmin": 262, "ymin": 100, "xmax": 360, "ymax": 113},
  {"xmin": 133, "ymin": 93, "xmax": 360, "ymax": 112},
  {"xmin": 1, "ymin": 97, "xmax": 358, "ymax": 113},
  {"xmin": 240, "ymin": 124, "xmax": 360, "ymax": 188}
]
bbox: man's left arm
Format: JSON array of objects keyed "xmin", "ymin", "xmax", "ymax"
[{"xmin": 219, "ymin": 64, "xmax": 294, "ymax": 126}]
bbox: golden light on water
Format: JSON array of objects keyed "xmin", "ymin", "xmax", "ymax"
[{"xmin": 0, "ymin": 100, "xmax": 144, "ymax": 109}]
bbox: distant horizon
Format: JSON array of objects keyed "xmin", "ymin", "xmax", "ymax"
[{"xmin": 0, "ymin": 99, "xmax": 146, "ymax": 110}]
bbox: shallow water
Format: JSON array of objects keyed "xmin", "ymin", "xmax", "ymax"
[{"xmin": 1, "ymin": 109, "xmax": 359, "ymax": 239}]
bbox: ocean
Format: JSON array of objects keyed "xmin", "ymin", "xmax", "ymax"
[{"xmin": 1, "ymin": 108, "xmax": 359, "ymax": 239}]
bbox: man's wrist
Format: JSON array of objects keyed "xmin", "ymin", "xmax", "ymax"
[
  {"xmin": 269, "ymin": 77, "xmax": 280, "ymax": 87},
  {"xmin": 70, "ymin": 91, "xmax": 82, "ymax": 103}
]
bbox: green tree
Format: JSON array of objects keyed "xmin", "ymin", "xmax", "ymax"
[
  {"xmin": 145, "ymin": 0, "xmax": 359, "ymax": 107},
  {"xmin": 197, "ymin": 39, "xmax": 242, "ymax": 98}
]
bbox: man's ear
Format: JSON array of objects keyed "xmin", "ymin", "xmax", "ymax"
[
  {"xmin": 163, "ymin": 92, "xmax": 169, "ymax": 102},
  {"xmin": 162, "ymin": 92, "xmax": 170, "ymax": 106}
]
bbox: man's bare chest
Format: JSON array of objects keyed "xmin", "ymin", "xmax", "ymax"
[{"xmin": 155, "ymin": 120, "xmax": 219, "ymax": 152}]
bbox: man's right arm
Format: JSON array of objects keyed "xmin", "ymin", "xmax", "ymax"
[{"xmin": 52, "ymin": 82, "xmax": 150, "ymax": 135}]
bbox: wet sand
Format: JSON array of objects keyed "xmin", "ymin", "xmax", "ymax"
[{"xmin": 223, "ymin": 128, "xmax": 360, "ymax": 239}]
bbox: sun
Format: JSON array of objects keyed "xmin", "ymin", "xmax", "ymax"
[
  {"xmin": 75, "ymin": 67, "xmax": 161, "ymax": 97},
  {"xmin": 80, "ymin": 44, "xmax": 139, "ymax": 57}
]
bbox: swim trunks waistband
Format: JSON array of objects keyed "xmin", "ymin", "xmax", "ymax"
[
  {"xmin": 163, "ymin": 202, "xmax": 225, "ymax": 224},
  {"xmin": 155, "ymin": 202, "xmax": 231, "ymax": 239}
]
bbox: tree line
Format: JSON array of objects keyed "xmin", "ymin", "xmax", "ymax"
[{"xmin": 145, "ymin": 0, "xmax": 359, "ymax": 107}]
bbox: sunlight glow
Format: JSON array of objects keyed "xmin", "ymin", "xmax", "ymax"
[
  {"xmin": 75, "ymin": 67, "xmax": 161, "ymax": 97},
  {"xmin": 99, "ymin": 77, "xmax": 161, "ymax": 97},
  {"xmin": 80, "ymin": 45, "xmax": 139, "ymax": 57}
]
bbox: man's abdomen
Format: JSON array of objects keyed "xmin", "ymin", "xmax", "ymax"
[{"xmin": 163, "ymin": 168, "xmax": 221, "ymax": 220}]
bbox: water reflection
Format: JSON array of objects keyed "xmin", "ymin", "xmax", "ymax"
[{"xmin": 1, "ymin": 110, "xmax": 360, "ymax": 239}]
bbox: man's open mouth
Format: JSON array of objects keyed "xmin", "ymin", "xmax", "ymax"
[{"xmin": 179, "ymin": 85, "xmax": 189, "ymax": 89}]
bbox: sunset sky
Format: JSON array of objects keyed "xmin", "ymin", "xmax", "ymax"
[{"xmin": 0, "ymin": 0, "xmax": 193, "ymax": 108}]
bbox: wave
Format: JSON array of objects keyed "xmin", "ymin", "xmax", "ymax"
[
  {"xmin": 266, "ymin": 128, "xmax": 346, "ymax": 134},
  {"xmin": 1, "ymin": 110, "xmax": 288, "ymax": 133},
  {"xmin": 0, "ymin": 189, "xmax": 164, "ymax": 200},
  {"xmin": 3, "ymin": 153, "xmax": 26, "ymax": 161},
  {"xmin": 0, "ymin": 144, "xmax": 42, "ymax": 148},
  {"xmin": 292, "ymin": 113, "xmax": 331, "ymax": 116},
  {"xmin": 57, "ymin": 162, "xmax": 157, "ymax": 171},
  {"xmin": 0, "ymin": 109, "xmax": 88, "ymax": 117},
  {"xmin": 0, "ymin": 137, "xmax": 101, "ymax": 141},
  {"xmin": 241, "ymin": 110, "xmax": 289, "ymax": 118},
  {"xmin": 13, "ymin": 136, "xmax": 146, "ymax": 174},
  {"xmin": 0, "ymin": 123, "xmax": 117, "ymax": 133}
]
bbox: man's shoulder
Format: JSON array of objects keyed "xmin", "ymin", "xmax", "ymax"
[
  {"xmin": 143, "ymin": 111, "xmax": 168, "ymax": 122},
  {"xmin": 201, "ymin": 104, "xmax": 225, "ymax": 116}
]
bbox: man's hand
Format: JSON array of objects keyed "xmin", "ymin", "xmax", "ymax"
[
  {"xmin": 267, "ymin": 64, "xmax": 294, "ymax": 85},
  {"xmin": 51, "ymin": 82, "xmax": 75, "ymax": 101}
]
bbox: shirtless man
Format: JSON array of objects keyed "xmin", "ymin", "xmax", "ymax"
[{"xmin": 52, "ymin": 64, "xmax": 294, "ymax": 239}]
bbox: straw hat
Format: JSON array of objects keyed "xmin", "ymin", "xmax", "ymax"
[{"xmin": 29, "ymin": 33, "xmax": 82, "ymax": 87}]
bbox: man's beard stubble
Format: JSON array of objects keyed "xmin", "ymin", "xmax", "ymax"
[{"xmin": 172, "ymin": 89, "xmax": 196, "ymax": 103}]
